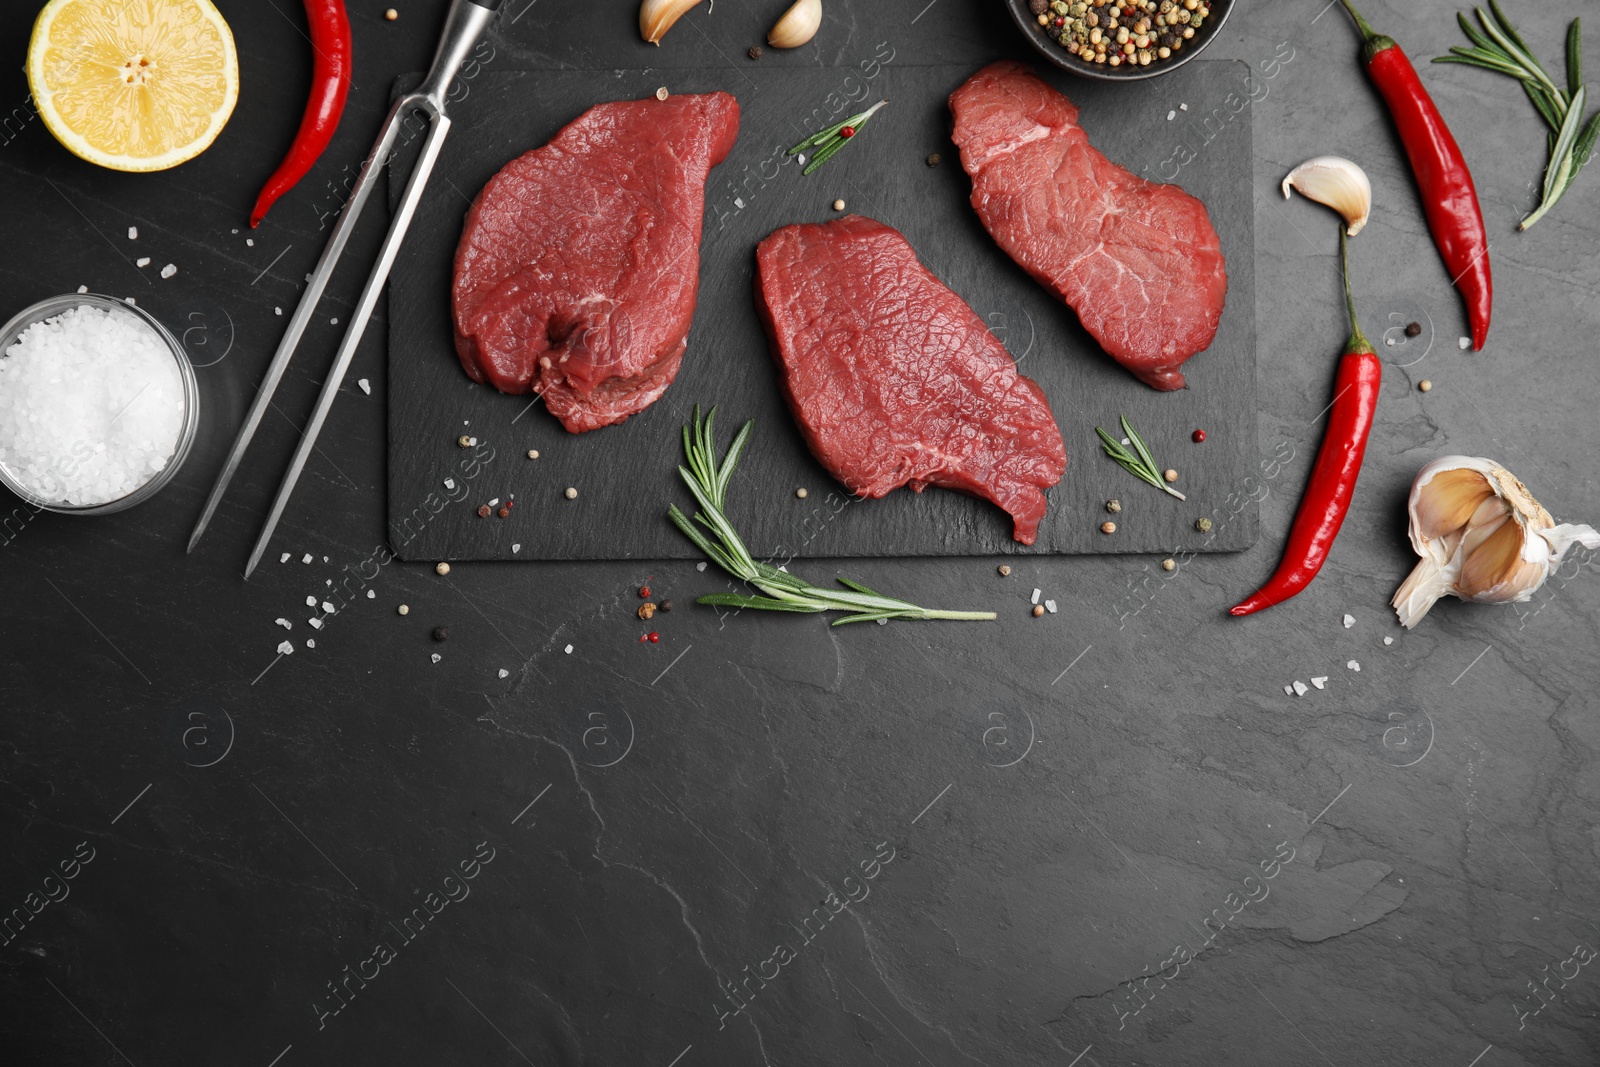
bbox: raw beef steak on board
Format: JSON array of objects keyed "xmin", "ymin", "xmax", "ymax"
[
  {"xmin": 755, "ymin": 215, "xmax": 1068, "ymax": 545},
  {"xmin": 452, "ymin": 91, "xmax": 739, "ymax": 432},
  {"xmin": 950, "ymin": 61, "xmax": 1227, "ymax": 391}
]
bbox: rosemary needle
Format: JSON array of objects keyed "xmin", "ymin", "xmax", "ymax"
[
  {"xmin": 666, "ymin": 406, "xmax": 995, "ymax": 626},
  {"xmin": 787, "ymin": 100, "xmax": 888, "ymax": 176},
  {"xmin": 1095, "ymin": 416, "xmax": 1187, "ymax": 501}
]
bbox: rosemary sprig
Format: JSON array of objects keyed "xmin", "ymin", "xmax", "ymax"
[
  {"xmin": 666, "ymin": 406, "xmax": 995, "ymax": 626},
  {"xmin": 787, "ymin": 100, "xmax": 888, "ymax": 176},
  {"xmin": 1095, "ymin": 416, "xmax": 1186, "ymax": 501},
  {"xmin": 1436, "ymin": 4, "xmax": 1600, "ymax": 228}
]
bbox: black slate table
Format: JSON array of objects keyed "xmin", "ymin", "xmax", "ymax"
[{"xmin": 4, "ymin": 2, "xmax": 1599, "ymax": 1065}]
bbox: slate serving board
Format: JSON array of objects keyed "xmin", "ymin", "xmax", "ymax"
[{"xmin": 387, "ymin": 61, "xmax": 1257, "ymax": 560}]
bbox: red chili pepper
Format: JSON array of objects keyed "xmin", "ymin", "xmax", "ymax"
[
  {"xmin": 1339, "ymin": 1, "xmax": 1491, "ymax": 350},
  {"xmin": 1230, "ymin": 228, "xmax": 1380, "ymax": 618},
  {"xmin": 249, "ymin": 0, "xmax": 353, "ymax": 227}
]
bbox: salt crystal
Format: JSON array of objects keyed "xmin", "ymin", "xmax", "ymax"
[
  {"xmin": 1284, "ymin": 685, "xmax": 1294, "ymax": 696},
  {"xmin": 321, "ymin": 601, "xmax": 335, "ymax": 614},
  {"xmin": 498, "ymin": 668, "xmax": 509, "ymax": 679},
  {"xmin": 734, "ymin": 197, "xmax": 746, "ymax": 209},
  {"xmin": 431, "ymin": 653, "xmax": 441, "ymax": 663},
  {"xmin": 160, "ymin": 264, "xmax": 177, "ymax": 279},
  {"xmin": 488, "ymin": 498, "xmax": 499, "ymax": 507},
  {"xmin": 1166, "ymin": 110, "xmax": 1175, "ymax": 120},
  {"xmin": 512, "ymin": 543, "xmax": 521, "ymax": 553},
  {"xmin": 1045, "ymin": 599, "xmax": 1057, "ymax": 614},
  {"xmin": 302, "ymin": 553, "xmax": 313, "ymax": 563},
  {"xmin": 280, "ymin": 553, "xmax": 290, "ymax": 563},
  {"xmin": 76, "ymin": 285, "xmax": 88, "ymax": 293},
  {"xmin": 276, "ymin": 640, "xmax": 294, "ymax": 655},
  {"xmin": 246, "ymin": 238, "xmax": 254, "ymax": 247},
  {"xmin": 1347, "ymin": 660, "xmax": 1361, "ymax": 671},
  {"xmin": 444, "ymin": 478, "xmax": 456, "ymax": 489},
  {"xmin": 275, "ymin": 618, "xmax": 292, "ymax": 629},
  {"xmin": 305, "ymin": 596, "xmax": 317, "ymax": 607},
  {"xmin": 1383, "ymin": 636, "xmax": 1394, "ymax": 645},
  {"xmin": 1343, "ymin": 614, "xmax": 1355, "ymax": 628},
  {"xmin": 306, "ymin": 639, "xmax": 315, "ymax": 648},
  {"xmin": 1385, "ymin": 337, "xmax": 1395, "ymax": 347},
  {"xmin": 330, "ymin": 317, "xmax": 339, "ymax": 325},
  {"xmin": 1292, "ymin": 681, "xmax": 1308, "ymax": 696},
  {"xmin": 274, "ymin": 307, "xmax": 282, "ymax": 316},
  {"xmin": 1030, "ymin": 588, "xmax": 1041, "ymax": 605},
  {"xmin": 308, "ymin": 617, "xmax": 323, "ymax": 630},
  {"xmin": 322, "ymin": 556, "xmax": 328, "ymax": 563},
  {"xmin": 127, "ymin": 227, "xmax": 138, "ymax": 240},
  {"xmin": 1458, "ymin": 336, "xmax": 1470, "ymax": 350},
  {"xmin": 696, "ymin": 562, "xmax": 707, "ymax": 571},
  {"xmin": 232, "ymin": 228, "xmax": 239, "ymax": 234},
  {"xmin": 1179, "ymin": 103, "xmax": 1188, "ymax": 110},
  {"xmin": 358, "ymin": 379, "xmax": 370, "ymax": 395},
  {"xmin": 124, "ymin": 297, "xmax": 136, "ymax": 305},
  {"xmin": 0, "ymin": 305, "xmax": 184, "ymax": 505},
  {"xmin": 136, "ymin": 257, "xmax": 151, "ymax": 268},
  {"xmin": 564, "ymin": 644, "xmax": 574, "ymax": 654},
  {"xmin": 366, "ymin": 590, "xmax": 375, "ymax": 599},
  {"xmin": 1311, "ymin": 676, "xmax": 1328, "ymax": 690}
]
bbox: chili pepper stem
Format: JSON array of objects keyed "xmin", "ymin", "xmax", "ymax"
[
  {"xmin": 1338, "ymin": 0, "xmax": 1396, "ymax": 61},
  {"xmin": 1339, "ymin": 226, "xmax": 1374, "ymax": 355}
]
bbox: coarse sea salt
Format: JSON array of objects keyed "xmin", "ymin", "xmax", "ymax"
[
  {"xmin": 280, "ymin": 552, "xmax": 290, "ymax": 563},
  {"xmin": 358, "ymin": 379, "xmax": 370, "ymax": 395},
  {"xmin": 160, "ymin": 264, "xmax": 177, "ymax": 279},
  {"xmin": 0, "ymin": 305, "xmax": 183, "ymax": 505}
]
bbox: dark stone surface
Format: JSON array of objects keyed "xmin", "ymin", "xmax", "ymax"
[
  {"xmin": 386, "ymin": 60, "xmax": 1256, "ymax": 559},
  {"xmin": 3, "ymin": 2, "xmax": 1599, "ymax": 1066}
]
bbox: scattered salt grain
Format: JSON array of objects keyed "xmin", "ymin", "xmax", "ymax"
[
  {"xmin": 127, "ymin": 227, "xmax": 138, "ymax": 240},
  {"xmin": 274, "ymin": 307, "xmax": 282, "ymax": 316},
  {"xmin": 498, "ymin": 668, "xmax": 509, "ymax": 679},
  {"xmin": 431, "ymin": 653, "xmax": 441, "ymax": 663},
  {"xmin": 76, "ymin": 285, "xmax": 88, "ymax": 293},
  {"xmin": 0, "ymin": 304, "xmax": 184, "ymax": 505},
  {"xmin": 1045, "ymin": 599, "xmax": 1057, "ymax": 614},
  {"xmin": 306, "ymin": 639, "xmax": 315, "ymax": 648},
  {"xmin": 1292, "ymin": 680, "xmax": 1308, "ymax": 696},
  {"xmin": 246, "ymin": 238, "xmax": 254, "ymax": 247},
  {"xmin": 1311, "ymin": 676, "xmax": 1328, "ymax": 690},
  {"xmin": 512, "ymin": 543, "xmax": 521, "ymax": 553},
  {"xmin": 136, "ymin": 257, "xmax": 151, "ymax": 268},
  {"xmin": 488, "ymin": 497, "xmax": 499, "ymax": 507},
  {"xmin": 1343, "ymin": 613, "xmax": 1355, "ymax": 628},
  {"xmin": 1383, "ymin": 636, "xmax": 1394, "ymax": 645},
  {"xmin": 232, "ymin": 228, "xmax": 239, "ymax": 235},
  {"xmin": 1166, "ymin": 110, "xmax": 1175, "ymax": 120},
  {"xmin": 1179, "ymin": 103, "xmax": 1188, "ymax": 110},
  {"xmin": 357, "ymin": 379, "xmax": 370, "ymax": 395},
  {"xmin": 1347, "ymin": 660, "xmax": 1361, "ymax": 671},
  {"xmin": 124, "ymin": 297, "xmax": 136, "ymax": 305},
  {"xmin": 160, "ymin": 264, "xmax": 177, "ymax": 279},
  {"xmin": 321, "ymin": 601, "xmax": 335, "ymax": 614},
  {"xmin": 306, "ymin": 596, "xmax": 316, "ymax": 607},
  {"xmin": 564, "ymin": 644, "xmax": 574, "ymax": 654},
  {"xmin": 308, "ymin": 617, "xmax": 323, "ymax": 630},
  {"xmin": 330, "ymin": 317, "xmax": 339, "ymax": 325},
  {"xmin": 443, "ymin": 478, "xmax": 456, "ymax": 489},
  {"xmin": 1030, "ymin": 587, "xmax": 1041, "ymax": 605},
  {"xmin": 276, "ymin": 640, "xmax": 294, "ymax": 655},
  {"xmin": 696, "ymin": 562, "xmax": 707, "ymax": 571},
  {"xmin": 280, "ymin": 552, "xmax": 290, "ymax": 563},
  {"xmin": 302, "ymin": 553, "xmax": 313, "ymax": 563},
  {"xmin": 1283, "ymin": 685, "xmax": 1294, "ymax": 696},
  {"xmin": 1458, "ymin": 336, "xmax": 1470, "ymax": 350},
  {"xmin": 366, "ymin": 590, "xmax": 375, "ymax": 599},
  {"xmin": 322, "ymin": 556, "xmax": 328, "ymax": 563},
  {"xmin": 275, "ymin": 618, "xmax": 291, "ymax": 629}
]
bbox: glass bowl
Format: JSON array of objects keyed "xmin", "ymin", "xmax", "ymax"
[
  {"xmin": 0, "ymin": 293, "xmax": 199, "ymax": 515},
  {"xmin": 1005, "ymin": 0, "xmax": 1233, "ymax": 82}
]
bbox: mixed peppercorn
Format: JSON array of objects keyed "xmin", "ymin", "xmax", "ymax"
[{"xmin": 1028, "ymin": 0, "xmax": 1211, "ymax": 69}]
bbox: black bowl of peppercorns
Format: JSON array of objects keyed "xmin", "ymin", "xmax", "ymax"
[{"xmin": 1006, "ymin": 0, "xmax": 1232, "ymax": 81}]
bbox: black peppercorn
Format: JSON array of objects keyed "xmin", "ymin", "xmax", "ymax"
[
  {"xmin": 1030, "ymin": 0, "xmax": 1048, "ymax": 13},
  {"xmin": 1405, "ymin": 321, "xmax": 1422, "ymax": 337},
  {"xmin": 659, "ymin": 599, "xmax": 674, "ymax": 612},
  {"xmin": 432, "ymin": 626, "xmax": 449, "ymax": 642},
  {"xmin": 748, "ymin": 45, "xmax": 763, "ymax": 60}
]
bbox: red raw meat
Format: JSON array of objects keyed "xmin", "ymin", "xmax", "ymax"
[
  {"xmin": 452, "ymin": 92, "xmax": 739, "ymax": 432},
  {"xmin": 950, "ymin": 61, "xmax": 1227, "ymax": 391},
  {"xmin": 755, "ymin": 215, "xmax": 1067, "ymax": 545}
]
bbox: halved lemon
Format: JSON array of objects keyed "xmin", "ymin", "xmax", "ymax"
[{"xmin": 27, "ymin": 0, "xmax": 239, "ymax": 173}]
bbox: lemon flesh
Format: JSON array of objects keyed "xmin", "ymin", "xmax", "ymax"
[{"xmin": 28, "ymin": 0, "xmax": 239, "ymax": 173}]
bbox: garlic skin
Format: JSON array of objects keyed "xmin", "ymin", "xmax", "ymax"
[
  {"xmin": 769, "ymin": 0, "xmax": 822, "ymax": 48},
  {"xmin": 1392, "ymin": 456, "xmax": 1600, "ymax": 628},
  {"xmin": 1283, "ymin": 156, "xmax": 1371, "ymax": 236},
  {"xmin": 640, "ymin": 0, "xmax": 707, "ymax": 45}
]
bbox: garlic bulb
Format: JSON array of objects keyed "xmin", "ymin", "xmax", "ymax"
[
  {"xmin": 640, "ymin": 0, "xmax": 707, "ymax": 45},
  {"xmin": 1282, "ymin": 156, "xmax": 1371, "ymax": 236},
  {"xmin": 769, "ymin": 0, "xmax": 822, "ymax": 48},
  {"xmin": 1392, "ymin": 456, "xmax": 1600, "ymax": 628}
]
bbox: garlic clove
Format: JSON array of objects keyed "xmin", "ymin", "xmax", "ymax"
[
  {"xmin": 1282, "ymin": 155, "xmax": 1372, "ymax": 236},
  {"xmin": 1394, "ymin": 454, "xmax": 1600, "ymax": 627},
  {"xmin": 640, "ymin": 0, "xmax": 707, "ymax": 45},
  {"xmin": 769, "ymin": 0, "xmax": 822, "ymax": 48}
]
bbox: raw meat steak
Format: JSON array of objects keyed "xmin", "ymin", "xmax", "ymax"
[
  {"xmin": 949, "ymin": 61, "xmax": 1227, "ymax": 391},
  {"xmin": 754, "ymin": 215, "xmax": 1067, "ymax": 545},
  {"xmin": 452, "ymin": 91, "xmax": 739, "ymax": 432}
]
